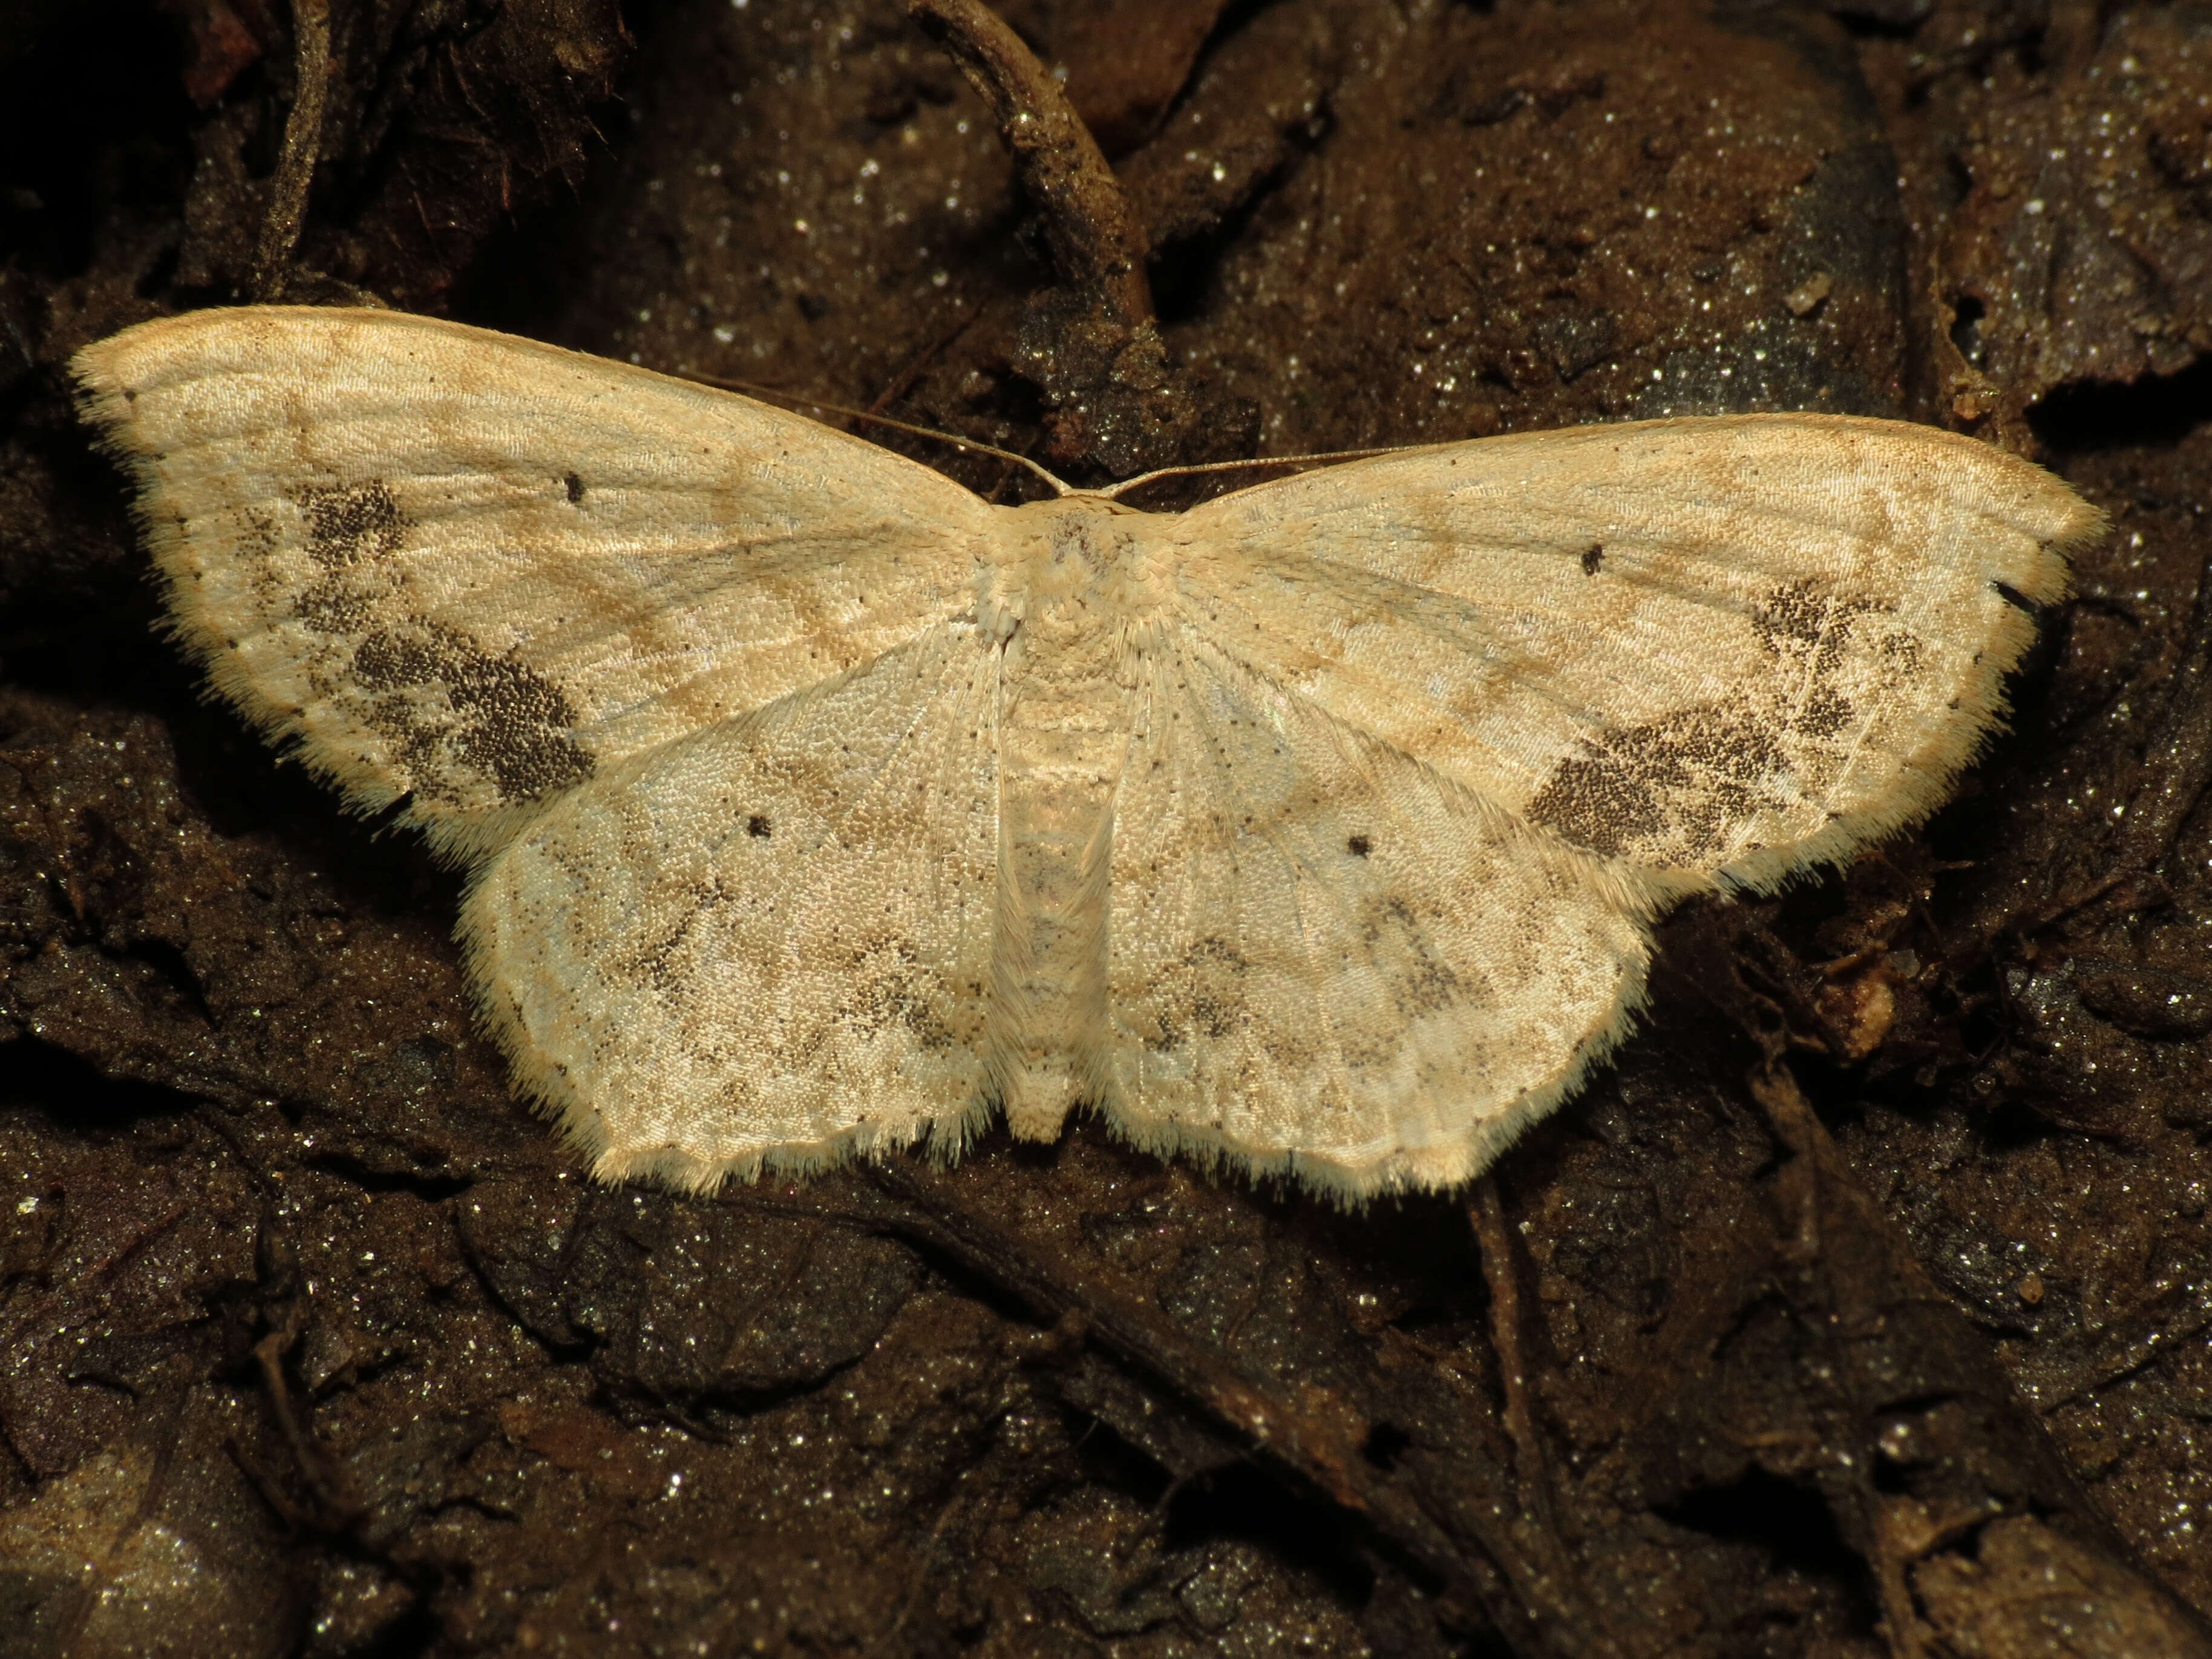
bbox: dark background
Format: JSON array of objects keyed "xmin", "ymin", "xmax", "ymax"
[{"xmin": 4, "ymin": 0, "xmax": 2212, "ymax": 1654}]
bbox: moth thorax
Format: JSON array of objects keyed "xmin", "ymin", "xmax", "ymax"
[{"xmin": 977, "ymin": 496, "xmax": 1169, "ymax": 634}]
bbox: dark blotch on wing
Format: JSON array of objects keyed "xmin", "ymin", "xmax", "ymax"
[
  {"xmin": 1526, "ymin": 698, "xmax": 1784, "ymax": 860},
  {"xmin": 301, "ymin": 480, "xmax": 408, "ymax": 566},
  {"xmin": 352, "ymin": 618, "xmax": 596, "ymax": 803},
  {"xmin": 1524, "ymin": 581, "xmax": 1908, "ymax": 862}
]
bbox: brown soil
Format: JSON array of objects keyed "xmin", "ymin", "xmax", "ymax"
[{"xmin": 4, "ymin": 1, "xmax": 2212, "ymax": 1655}]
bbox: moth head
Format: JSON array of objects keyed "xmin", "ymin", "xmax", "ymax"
[{"xmin": 977, "ymin": 493, "xmax": 1171, "ymax": 630}]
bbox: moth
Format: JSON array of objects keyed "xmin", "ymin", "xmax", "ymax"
[{"xmin": 74, "ymin": 307, "xmax": 2101, "ymax": 1202}]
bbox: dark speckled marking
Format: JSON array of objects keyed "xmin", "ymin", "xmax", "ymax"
[
  {"xmin": 295, "ymin": 583, "xmax": 374, "ymax": 634},
  {"xmin": 747, "ymin": 814, "xmax": 773, "ymax": 838},
  {"xmin": 1752, "ymin": 580, "xmax": 1888, "ymax": 673},
  {"xmin": 1796, "ymin": 686, "xmax": 1854, "ymax": 739},
  {"xmin": 1150, "ymin": 937, "xmax": 1248, "ymax": 1049},
  {"xmin": 564, "ymin": 472, "xmax": 586, "ymax": 504},
  {"xmin": 1580, "ymin": 544, "xmax": 1604, "ymax": 575},
  {"xmin": 291, "ymin": 482, "xmax": 408, "ymax": 635},
  {"xmin": 351, "ymin": 619, "xmax": 595, "ymax": 803},
  {"xmin": 1527, "ymin": 698, "xmax": 1784, "ymax": 860},
  {"xmin": 240, "ymin": 506, "xmax": 280, "ymax": 560},
  {"xmin": 300, "ymin": 480, "xmax": 407, "ymax": 568},
  {"xmin": 614, "ymin": 884, "xmax": 722, "ymax": 993},
  {"xmin": 1360, "ymin": 894, "xmax": 1464, "ymax": 1019},
  {"xmin": 1347, "ymin": 834, "xmax": 1372, "ymax": 857},
  {"xmin": 836, "ymin": 941, "xmax": 958, "ymax": 1051},
  {"xmin": 1528, "ymin": 581, "xmax": 1913, "ymax": 861}
]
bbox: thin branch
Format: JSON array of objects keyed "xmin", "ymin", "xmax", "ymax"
[
  {"xmin": 1468, "ymin": 1177, "xmax": 1563, "ymax": 1545},
  {"xmin": 903, "ymin": 0, "xmax": 1153, "ymax": 332},
  {"xmin": 253, "ymin": 0, "xmax": 332, "ymax": 299}
]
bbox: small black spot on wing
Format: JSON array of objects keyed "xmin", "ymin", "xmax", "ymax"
[
  {"xmin": 747, "ymin": 815, "xmax": 772, "ymax": 838},
  {"xmin": 1347, "ymin": 834, "xmax": 1372, "ymax": 857},
  {"xmin": 564, "ymin": 472, "xmax": 586, "ymax": 504},
  {"xmin": 1580, "ymin": 544, "xmax": 1604, "ymax": 575}
]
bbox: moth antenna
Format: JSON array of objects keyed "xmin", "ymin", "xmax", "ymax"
[
  {"xmin": 1104, "ymin": 445, "xmax": 1416, "ymax": 501},
  {"xmin": 678, "ymin": 368, "xmax": 1073, "ymax": 496}
]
